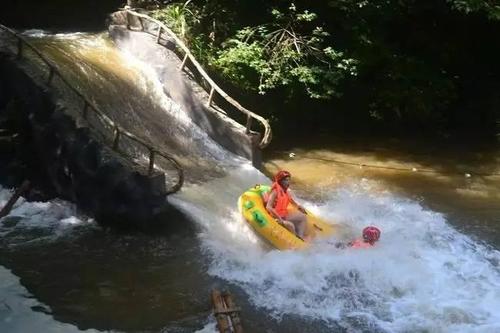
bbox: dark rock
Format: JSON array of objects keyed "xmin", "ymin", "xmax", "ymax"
[{"xmin": 0, "ymin": 54, "xmax": 176, "ymax": 229}]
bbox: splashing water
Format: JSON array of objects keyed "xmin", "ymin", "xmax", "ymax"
[
  {"xmin": 0, "ymin": 186, "xmax": 102, "ymax": 332},
  {"xmin": 0, "ymin": 186, "xmax": 96, "ymax": 246},
  {"xmin": 173, "ymin": 171, "xmax": 500, "ymax": 332},
  {"xmin": 3, "ymin": 29, "xmax": 499, "ymax": 333}
]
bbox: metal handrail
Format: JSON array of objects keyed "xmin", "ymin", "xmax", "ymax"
[
  {"xmin": 124, "ymin": 9, "xmax": 273, "ymax": 148},
  {"xmin": 0, "ymin": 23, "xmax": 184, "ymax": 194}
]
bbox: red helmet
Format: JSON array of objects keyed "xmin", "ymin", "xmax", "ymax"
[
  {"xmin": 274, "ymin": 170, "xmax": 291, "ymax": 182},
  {"xmin": 362, "ymin": 226, "xmax": 381, "ymax": 244}
]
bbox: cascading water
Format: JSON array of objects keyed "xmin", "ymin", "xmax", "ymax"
[
  {"xmin": 21, "ymin": 30, "xmax": 243, "ymax": 182},
  {"xmin": 1, "ymin": 29, "xmax": 500, "ymax": 333}
]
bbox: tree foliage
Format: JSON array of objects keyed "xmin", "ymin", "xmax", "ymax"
[
  {"xmin": 151, "ymin": 1, "xmax": 199, "ymax": 41},
  {"xmin": 213, "ymin": 4, "xmax": 357, "ymax": 99},
  {"xmin": 448, "ymin": 0, "xmax": 500, "ymax": 19},
  {"xmin": 151, "ymin": 0, "xmax": 500, "ymax": 138}
]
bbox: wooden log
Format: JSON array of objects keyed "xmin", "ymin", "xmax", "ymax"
[
  {"xmin": 222, "ymin": 291, "xmax": 244, "ymax": 333},
  {"xmin": 211, "ymin": 289, "xmax": 231, "ymax": 333},
  {"xmin": 0, "ymin": 180, "xmax": 30, "ymax": 219}
]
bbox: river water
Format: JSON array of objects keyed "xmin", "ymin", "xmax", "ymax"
[{"xmin": 1, "ymin": 31, "xmax": 500, "ymax": 333}]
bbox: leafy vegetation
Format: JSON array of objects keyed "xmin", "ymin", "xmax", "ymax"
[
  {"xmin": 448, "ymin": 0, "xmax": 500, "ymax": 19},
  {"xmin": 151, "ymin": 1, "xmax": 199, "ymax": 40},
  {"xmin": 212, "ymin": 4, "xmax": 357, "ymax": 99},
  {"xmin": 150, "ymin": 0, "xmax": 500, "ymax": 139}
]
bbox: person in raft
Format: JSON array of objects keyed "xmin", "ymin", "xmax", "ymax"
[
  {"xmin": 348, "ymin": 226, "xmax": 381, "ymax": 248},
  {"xmin": 265, "ymin": 170, "xmax": 309, "ymax": 240}
]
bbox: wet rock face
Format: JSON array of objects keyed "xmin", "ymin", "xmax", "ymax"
[
  {"xmin": 108, "ymin": 13, "xmax": 263, "ymax": 168},
  {"xmin": 0, "ymin": 56, "xmax": 171, "ymax": 229}
]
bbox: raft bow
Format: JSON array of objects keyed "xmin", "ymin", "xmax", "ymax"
[{"xmin": 238, "ymin": 185, "xmax": 335, "ymax": 250}]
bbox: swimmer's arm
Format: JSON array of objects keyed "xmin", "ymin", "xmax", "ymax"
[{"xmin": 288, "ymin": 190, "xmax": 307, "ymax": 214}]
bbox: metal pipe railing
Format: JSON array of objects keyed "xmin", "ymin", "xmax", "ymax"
[
  {"xmin": 0, "ymin": 24, "xmax": 184, "ymax": 194},
  {"xmin": 124, "ymin": 10, "xmax": 273, "ymax": 148}
]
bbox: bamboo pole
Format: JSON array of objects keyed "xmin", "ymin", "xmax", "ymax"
[
  {"xmin": 222, "ymin": 291, "xmax": 244, "ymax": 333},
  {"xmin": 180, "ymin": 53, "xmax": 189, "ymax": 70},
  {"xmin": 156, "ymin": 26, "xmax": 162, "ymax": 43},
  {"xmin": 112, "ymin": 127, "xmax": 120, "ymax": 150},
  {"xmin": 211, "ymin": 289, "xmax": 231, "ymax": 333},
  {"xmin": 207, "ymin": 87, "xmax": 215, "ymax": 107},
  {"xmin": 148, "ymin": 149, "xmax": 155, "ymax": 176}
]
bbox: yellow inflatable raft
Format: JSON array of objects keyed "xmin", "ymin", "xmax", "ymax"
[{"xmin": 238, "ymin": 185, "xmax": 336, "ymax": 250}]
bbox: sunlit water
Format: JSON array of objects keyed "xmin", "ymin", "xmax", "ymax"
[
  {"xmin": 174, "ymin": 170, "xmax": 500, "ymax": 333},
  {"xmin": 20, "ymin": 30, "xmax": 241, "ymax": 181},
  {"xmin": 1, "ymin": 30, "xmax": 500, "ymax": 333}
]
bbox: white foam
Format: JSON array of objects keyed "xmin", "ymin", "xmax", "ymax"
[
  {"xmin": 23, "ymin": 30, "xmax": 88, "ymax": 40},
  {"xmin": 0, "ymin": 186, "xmax": 96, "ymax": 243},
  {"xmin": 9, "ymin": 30, "xmax": 500, "ymax": 331},
  {"xmin": 116, "ymin": 38, "xmax": 244, "ymax": 165},
  {"xmin": 193, "ymin": 317, "xmax": 218, "ymax": 333},
  {"xmin": 174, "ymin": 176, "xmax": 500, "ymax": 332},
  {"xmin": 22, "ymin": 29, "xmax": 50, "ymax": 38}
]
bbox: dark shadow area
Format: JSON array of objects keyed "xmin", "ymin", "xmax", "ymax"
[
  {"xmin": 0, "ymin": 53, "xmax": 178, "ymax": 229},
  {"xmin": 0, "ymin": 0, "xmax": 124, "ymax": 31},
  {"xmin": 0, "ymin": 223, "xmax": 209, "ymax": 332}
]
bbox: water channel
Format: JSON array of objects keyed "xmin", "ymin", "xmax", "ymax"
[{"xmin": 0, "ymin": 31, "xmax": 499, "ymax": 333}]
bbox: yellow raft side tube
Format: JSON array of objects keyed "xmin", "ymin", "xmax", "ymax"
[{"xmin": 238, "ymin": 185, "xmax": 336, "ymax": 250}]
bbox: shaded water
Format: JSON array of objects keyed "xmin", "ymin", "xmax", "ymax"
[{"xmin": 1, "ymin": 30, "xmax": 500, "ymax": 333}]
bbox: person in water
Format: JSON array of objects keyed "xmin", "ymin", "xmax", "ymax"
[
  {"xmin": 265, "ymin": 170, "xmax": 309, "ymax": 240},
  {"xmin": 345, "ymin": 226, "xmax": 381, "ymax": 248}
]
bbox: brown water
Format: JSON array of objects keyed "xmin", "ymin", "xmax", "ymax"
[
  {"xmin": 1, "ymin": 30, "xmax": 500, "ymax": 333},
  {"xmin": 2, "ymin": 137, "xmax": 499, "ymax": 332},
  {"xmin": 264, "ymin": 138, "xmax": 500, "ymax": 247}
]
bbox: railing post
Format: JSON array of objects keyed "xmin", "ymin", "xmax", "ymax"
[
  {"xmin": 126, "ymin": 12, "xmax": 131, "ymax": 30},
  {"xmin": 156, "ymin": 26, "xmax": 162, "ymax": 43},
  {"xmin": 112, "ymin": 126, "xmax": 120, "ymax": 150},
  {"xmin": 82, "ymin": 101, "xmax": 89, "ymax": 119},
  {"xmin": 47, "ymin": 66, "xmax": 54, "ymax": 85},
  {"xmin": 245, "ymin": 115, "xmax": 253, "ymax": 133},
  {"xmin": 139, "ymin": 17, "xmax": 144, "ymax": 31},
  {"xmin": 148, "ymin": 148, "xmax": 155, "ymax": 175},
  {"xmin": 206, "ymin": 87, "xmax": 215, "ymax": 107},
  {"xmin": 17, "ymin": 38, "xmax": 23, "ymax": 58},
  {"xmin": 180, "ymin": 53, "xmax": 189, "ymax": 70}
]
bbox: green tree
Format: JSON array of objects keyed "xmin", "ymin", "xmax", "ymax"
[{"xmin": 448, "ymin": 0, "xmax": 500, "ymax": 19}]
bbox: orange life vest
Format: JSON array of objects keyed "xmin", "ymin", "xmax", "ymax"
[
  {"xmin": 269, "ymin": 182, "xmax": 290, "ymax": 218},
  {"xmin": 350, "ymin": 239, "xmax": 374, "ymax": 249}
]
